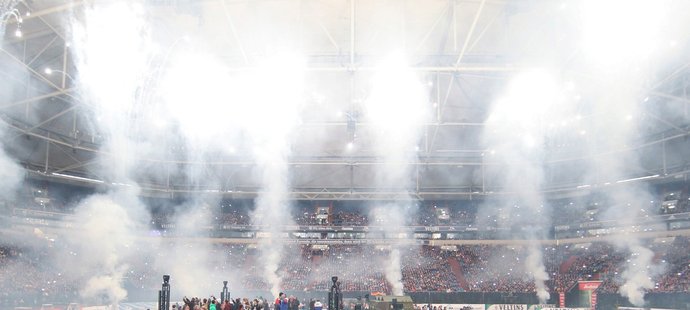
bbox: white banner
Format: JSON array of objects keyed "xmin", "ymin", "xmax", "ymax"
[
  {"xmin": 486, "ymin": 305, "xmax": 527, "ymax": 310},
  {"xmin": 484, "ymin": 305, "xmax": 556, "ymax": 310},
  {"xmin": 415, "ymin": 303, "xmax": 485, "ymax": 310}
]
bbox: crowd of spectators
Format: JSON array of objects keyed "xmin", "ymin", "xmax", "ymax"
[
  {"xmin": 304, "ymin": 245, "xmax": 388, "ymax": 292},
  {"xmin": 294, "ymin": 211, "xmax": 324, "ymax": 226},
  {"xmin": 9, "ymin": 189, "xmax": 690, "ymax": 231},
  {"xmin": 401, "ymin": 246, "xmax": 461, "ymax": 292},
  {"xmin": 454, "ymin": 245, "xmax": 558, "ymax": 293},
  {"xmin": 3, "ymin": 238, "xmax": 690, "ymax": 308},
  {"xmin": 293, "ymin": 211, "xmax": 368, "ymax": 227},
  {"xmin": 4, "ymin": 184, "xmax": 690, "ymax": 307},
  {"xmin": 170, "ymin": 294, "xmax": 307, "ymax": 310},
  {"xmin": 331, "ymin": 212, "xmax": 368, "ymax": 226},
  {"xmin": 0, "ymin": 245, "xmax": 80, "ymax": 307},
  {"xmin": 652, "ymin": 237, "xmax": 690, "ymax": 292},
  {"xmin": 219, "ymin": 210, "xmax": 252, "ymax": 226},
  {"xmin": 551, "ymin": 243, "xmax": 623, "ymax": 292}
]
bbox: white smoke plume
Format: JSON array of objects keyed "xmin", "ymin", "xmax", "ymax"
[
  {"xmin": 481, "ymin": 70, "xmax": 578, "ymax": 303},
  {"xmin": 150, "ymin": 35, "xmax": 255, "ymax": 298},
  {"xmin": 575, "ymin": 1, "xmax": 690, "ymax": 305},
  {"xmin": 364, "ymin": 53, "xmax": 430, "ymax": 295},
  {"xmin": 0, "ymin": 123, "xmax": 23, "ymax": 197},
  {"xmin": 67, "ymin": 194, "xmax": 140, "ymax": 304},
  {"xmin": 385, "ymin": 248, "xmax": 404, "ymax": 296},
  {"xmin": 69, "ymin": 0, "xmax": 309, "ymax": 300},
  {"xmin": 526, "ymin": 243, "xmax": 550, "ymax": 303},
  {"xmin": 618, "ymin": 244, "xmax": 656, "ymax": 306},
  {"xmin": 67, "ymin": 1, "xmax": 153, "ymax": 304},
  {"xmin": 246, "ymin": 55, "xmax": 306, "ymax": 296},
  {"xmin": 70, "ymin": 0, "xmax": 154, "ymax": 183},
  {"xmin": 0, "ymin": 3, "xmax": 27, "ymax": 199},
  {"xmin": 369, "ymin": 203, "xmax": 414, "ymax": 296},
  {"xmin": 80, "ymin": 273, "xmax": 128, "ymax": 305},
  {"xmin": 153, "ymin": 200, "xmax": 222, "ymax": 298},
  {"xmin": 250, "ymin": 130, "xmax": 297, "ymax": 296},
  {"xmin": 596, "ymin": 186, "xmax": 664, "ymax": 306}
]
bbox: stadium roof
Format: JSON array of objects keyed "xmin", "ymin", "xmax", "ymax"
[{"xmin": 1, "ymin": 0, "xmax": 689, "ymax": 200}]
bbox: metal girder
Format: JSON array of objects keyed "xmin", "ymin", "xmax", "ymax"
[
  {"xmin": 413, "ymin": 2, "xmax": 451, "ymax": 54},
  {"xmin": 224, "ymin": 65, "xmax": 524, "ymax": 72},
  {"xmin": 546, "ymin": 132, "xmax": 690, "ymax": 164},
  {"xmin": 7, "ymin": 112, "xmax": 688, "ymax": 169},
  {"xmin": 2, "ymin": 28, "xmax": 57, "ymax": 45},
  {"xmin": 26, "ymin": 165, "xmax": 690, "ymax": 200},
  {"xmin": 292, "ymin": 191, "xmax": 426, "ymax": 201},
  {"xmin": 36, "ymin": 14, "xmax": 67, "ymax": 43},
  {"xmin": 2, "ymin": 118, "xmax": 99, "ymax": 153},
  {"xmin": 15, "ymin": 105, "xmax": 76, "ymax": 137},
  {"xmin": 0, "ymin": 88, "xmax": 75, "ymax": 109},
  {"xmin": 51, "ymin": 142, "xmax": 90, "ymax": 170},
  {"xmin": 0, "ymin": 47, "xmax": 63, "ymax": 91},
  {"xmin": 427, "ymin": 0, "xmax": 488, "ymax": 153},
  {"xmin": 468, "ymin": 8, "xmax": 499, "ymax": 52},
  {"xmin": 350, "ymin": 0, "xmax": 355, "ymax": 66},
  {"xmin": 26, "ymin": 35, "xmax": 58, "ymax": 66},
  {"xmin": 650, "ymin": 91, "xmax": 690, "ymax": 105},
  {"xmin": 12, "ymin": 1, "xmax": 86, "ymax": 24},
  {"xmin": 3, "ymin": 116, "xmax": 490, "ymax": 167},
  {"xmin": 645, "ymin": 112, "xmax": 690, "ymax": 134},
  {"xmin": 650, "ymin": 61, "xmax": 690, "ymax": 91},
  {"xmin": 454, "ymin": 0, "xmax": 487, "ymax": 67},
  {"xmin": 50, "ymin": 158, "xmax": 98, "ymax": 174},
  {"xmin": 221, "ymin": 0, "xmax": 249, "ymax": 65},
  {"xmin": 139, "ymin": 158, "xmax": 488, "ymax": 167},
  {"xmin": 300, "ymin": 121, "xmax": 485, "ymax": 127}
]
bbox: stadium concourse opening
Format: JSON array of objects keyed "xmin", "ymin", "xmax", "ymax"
[{"xmin": 2, "ymin": 0, "xmax": 690, "ymax": 310}]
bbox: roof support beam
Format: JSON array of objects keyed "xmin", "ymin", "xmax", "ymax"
[
  {"xmin": 221, "ymin": 0, "xmax": 249, "ymax": 65},
  {"xmin": 428, "ymin": 0, "xmax": 487, "ymax": 153},
  {"xmin": 0, "ymin": 88, "xmax": 74, "ymax": 110},
  {"xmin": 13, "ymin": 106, "xmax": 77, "ymax": 138},
  {"xmin": 1, "ymin": 47, "xmax": 63, "ymax": 91},
  {"xmin": 13, "ymin": 1, "xmax": 86, "ymax": 23},
  {"xmin": 350, "ymin": 0, "xmax": 356, "ymax": 66},
  {"xmin": 650, "ymin": 91, "xmax": 690, "ymax": 105},
  {"xmin": 26, "ymin": 35, "xmax": 58, "ymax": 66},
  {"xmin": 50, "ymin": 159, "xmax": 98, "ymax": 175}
]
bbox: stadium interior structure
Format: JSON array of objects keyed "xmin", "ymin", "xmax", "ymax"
[{"xmin": 1, "ymin": 0, "xmax": 690, "ymax": 310}]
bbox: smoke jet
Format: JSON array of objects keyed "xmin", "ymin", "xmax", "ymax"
[
  {"xmin": 364, "ymin": 54, "xmax": 430, "ymax": 295},
  {"xmin": 480, "ymin": 70, "xmax": 576, "ymax": 303}
]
